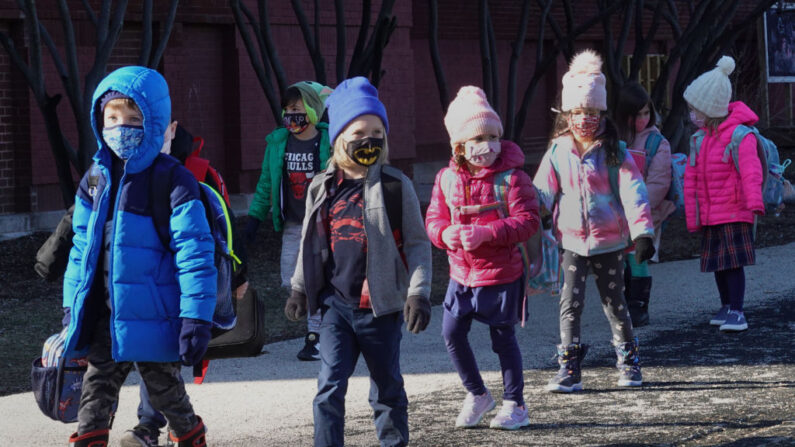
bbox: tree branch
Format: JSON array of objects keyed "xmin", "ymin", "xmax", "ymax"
[
  {"xmin": 290, "ymin": 0, "xmax": 326, "ymax": 84},
  {"xmin": 334, "ymin": 0, "xmax": 345, "ymax": 83},
  {"xmin": 138, "ymin": 0, "xmax": 153, "ymax": 67},
  {"xmin": 256, "ymin": 0, "xmax": 287, "ymax": 95},
  {"xmin": 479, "ymin": 0, "xmax": 492, "ymax": 101},
  {"xmin": 150, "ymin": 0, "xmax": 179, "ymax": 69},
  {"xmin": 230, "ymin": 0, "xmax": 281, "ymax": 124},
  {"xmin": 349, "ymin": 0, "xmax": 371, "ymax": 76},
  {"xmin": 428, "ymin": 0, "xmax": 449, "ymax": 112},
  {"xmin": 80, "ymin": 0, "xmax": 98, "ymax": 27},
  {"xmin": 505, "ymin": 0, "xmax": 533, "ymax": 139}
]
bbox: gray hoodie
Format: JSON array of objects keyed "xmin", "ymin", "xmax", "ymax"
[{"xmin": 291, "ymin": 164, "xmax": 432, "ymax": 317}]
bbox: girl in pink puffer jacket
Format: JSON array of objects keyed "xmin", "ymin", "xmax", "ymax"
[
  {"xmin": 533, "ymin": 51, "xmax": 655, "ymax": 394},
  {"xmin": 683, "ymin": 56, "xmax": 764, "ymax": 333},
  {"xmin": 425, "ymin": 86, "xmax": 539, "ymax": 430},
  {"xmin": 615, "ymin": 81, "xmax": 677, "ymax": 328}
]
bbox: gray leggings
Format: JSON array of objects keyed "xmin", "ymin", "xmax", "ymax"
[{"xmin": 558, "ymin": 249, "xmax": 634, "ymax": 346}]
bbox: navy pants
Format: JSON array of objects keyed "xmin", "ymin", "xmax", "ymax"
[
  {"xmin": 314, "ymin": 297, "xmax": 408, "ymax": 447},
  {"xmin": 715, "ymin": 267, "xmax": 745, "ymax": 311},
  {"xmin": 441, "ymin": 278, "xmax": 525, "ymax": 406}
]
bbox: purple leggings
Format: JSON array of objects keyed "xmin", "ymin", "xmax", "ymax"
[
  {"xmin": 715, "ymin": 267, "xmax": 745, "ymax": 311},
  {"xmin": 441, "ymin": 305, "xmax": 524, "ymax": 405}
]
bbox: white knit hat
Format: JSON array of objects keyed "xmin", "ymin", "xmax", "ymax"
[
  {"xmin": 561, "ymin": 50, "xmax": 607, "ymax": 112},
  {"xmin": 683, "ymin": 56, "xmax": 735, "ymax": 118}
]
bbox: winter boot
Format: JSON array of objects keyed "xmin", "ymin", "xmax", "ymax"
[
  {"xmin": 546, "ymin": 344, "xmax": 589, "ymax": 393},
  {"xmin": 68, "ymin": 429, "xmax": 109, "ymax": 447},
  {"xmin": 168, "ymin": 416, "xmax": 206, "ymax": 447},
  {"xmin": 627, "ymin": 277, "xmax": 652, "ymax": 328},
  {"xmin": 615, "ymin": 338, "xmax": 642, "ymax": 387}
]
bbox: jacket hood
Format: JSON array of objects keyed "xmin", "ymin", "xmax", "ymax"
[
  {"xmin": 719, "ymin": 101, "xmax": 758, "ymax": 132},
  {"xmin": 91, "ymin": 66, "xmax": 171, "ymax": 173},
  {"xmin": 447, "ymin": 140, "xmax": 526, "ymax": 174}
]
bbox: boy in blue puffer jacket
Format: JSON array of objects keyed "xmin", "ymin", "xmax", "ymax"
[{"xmin": 63, "ymin": 66, "xmax": 216, "ymax": 447}]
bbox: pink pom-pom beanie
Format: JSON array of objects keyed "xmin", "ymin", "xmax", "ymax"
[
  {"xmin": 443, "ymin": 86, "xmax": 503, "ymax": 147},
  {"xmin": 561, "ymin": 50, "xmax": 607, "ymax": 112}
]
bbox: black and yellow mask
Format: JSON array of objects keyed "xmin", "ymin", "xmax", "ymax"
[{"xmin": 346, "ymin": 137, "xmax": 384, "ymax": 167}]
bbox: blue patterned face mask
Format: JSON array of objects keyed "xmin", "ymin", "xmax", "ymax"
[{"xmin": 102, "ymin": 124, "xmax": 144, "ymax": 159}]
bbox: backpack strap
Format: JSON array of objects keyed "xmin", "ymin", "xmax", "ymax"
[
  {"xmin": 150, "ymin": 157, "xmax": 181, "ymax": 252},
  {"xmin": 608, "ymin": 141, "xmax": 627, "ymax": 208},
  {"xmin": 200, "ymin": 182, "xmax": 242, "ymax": 269},
  {"xmin": 380, "ymin": 165, "xmax": 403, "ymax": 250},
  {"xmin": 643, "ymin": 132, "xmax": 663, "ymax": 174},
  {"xmin": 689, "ymin": 130, "xmax": 706, "ymax": 167}
]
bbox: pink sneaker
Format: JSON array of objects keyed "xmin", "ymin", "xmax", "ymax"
[
  {"xmin": 489, "ymin": 400, "xmax": 530, "ymax": 430},
  {"xmin": 455, "ymin": 390, "xmax": 496, "ymax": 428}
]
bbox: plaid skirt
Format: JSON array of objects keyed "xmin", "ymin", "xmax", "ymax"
[{"xmin": 700, "ymin": 222, "xmax": 755, "ymax": 272}]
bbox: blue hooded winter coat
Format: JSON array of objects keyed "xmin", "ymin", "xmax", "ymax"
[{"xmin": 62, "ymin": 66, "xmax": 217, "ymax": 362}]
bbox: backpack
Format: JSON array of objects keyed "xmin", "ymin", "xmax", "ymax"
[
  {"xmin": 641, "ymin": 132, "xmax": 686, "ymax": 218},
  {"xmin": 690, "ymin": 125, "xmax": 791, "ymax": 211},
  {"xmin": 184, "ymin": 136, "xmax": 231, "ymax": 205},
  {"xmin": 31, "ymin": 327, "xmax": 117, "ymax": 423},
  {"xmin": 439, "ymin": 167, "xmax": 541, "ymax": 325},
  {"xmin": 151, "ymin": 158, "xmax": 242, "ymax": 334}
]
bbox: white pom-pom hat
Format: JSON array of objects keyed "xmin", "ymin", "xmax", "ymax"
[
  {"xmin": 561, "ymin": 50, "xmax": 608, "ymax": 112},
  {"xmin": 683, "ymin": 56, "xmax": 736, "ymax": 118}
]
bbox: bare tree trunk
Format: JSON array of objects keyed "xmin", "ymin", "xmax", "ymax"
[{"xmin": 428, "ymin": 0, "xmax": 449, "ymax": 112}]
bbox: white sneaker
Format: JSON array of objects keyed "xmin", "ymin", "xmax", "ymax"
[
  {"xmin": 455, "ymin": 390, "xmax": 496, "ymax": 428},
  {"xmin": 489, "ymin": 400, "xmax": 530, "ymax": 430}
]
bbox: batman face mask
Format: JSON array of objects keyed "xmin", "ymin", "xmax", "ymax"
[{"xmin": 346, "ymin": 137, "xmax": 384, "ymax": 167}]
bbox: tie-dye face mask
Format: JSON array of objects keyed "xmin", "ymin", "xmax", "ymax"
[
  {"xmin": 283, "ymin": 113, "xmax": 309, "ymax": 134},
  {"xmin": 568, "ymin": 113, "xmax": 601, "ymax": 139}
]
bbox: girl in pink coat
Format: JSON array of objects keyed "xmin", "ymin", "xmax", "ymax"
[
  {"xmin": 615, "ymin": 81, "xmax": 676, "ymax": 327},
  {"xmin": 533, "ymin": 51, "xmax": 656, "ymax": 393},
  {"xmin": 683, "ymin": 56, "xmax": 764, "ymax": 333},
  {"xmin": 425, "ymin": 86, "xmax": 539, "ymax": 430}
]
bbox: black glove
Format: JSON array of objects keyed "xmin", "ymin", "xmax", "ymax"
[
  {"xmin": 404, "ymin": 295, "xmax": 431, "ymax": 334},
  {"xmin": 634, "ymin": 237, "xmax": 656, "ymax": 264},
  {"xmin": 285, "ymin": 290, "xmax": 308, "ymax": 321},
  {"xmin": 179, "ymin": 318, "xmax": 212, "ymax": 366},
  {"xmin": 244, "ymin": 217, "xmax": 262, "ymax": 244}
]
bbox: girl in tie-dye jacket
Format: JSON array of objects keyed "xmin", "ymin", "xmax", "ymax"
[{"xmin": 533, "ymin": 50, "xmax": 655, "ymax": 394}]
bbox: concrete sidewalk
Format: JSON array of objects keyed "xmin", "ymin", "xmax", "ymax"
[{"xmin": 2, "ymin": 243, "xmax": 794, "ymax": 446}]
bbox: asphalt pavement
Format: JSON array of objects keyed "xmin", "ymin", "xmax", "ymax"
[{"xmin": 2, "ymin": 242, "xmax": 794, "ymax": 446}]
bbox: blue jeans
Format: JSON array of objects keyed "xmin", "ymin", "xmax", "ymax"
[{"xmin": 313, "ymin": 297, "xmax": 408, "ymax": 447}]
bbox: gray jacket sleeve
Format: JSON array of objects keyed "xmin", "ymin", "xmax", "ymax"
[{"xmin": 399, "ymin": 174, "xmax": 432, "ymax": 300}]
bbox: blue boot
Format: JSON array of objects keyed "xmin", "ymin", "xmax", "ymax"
[
  {"xmin": 546, "ymin": 344, "xmax": 589, "ymax": 393},
  {"xmin": 615, "ymin": 338, "xmax": 642, "ymax": 387}
]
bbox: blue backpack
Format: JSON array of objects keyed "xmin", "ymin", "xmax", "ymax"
[
  {"xmin": 150, "ymin": 157, "xmax": 242, "ymax": 333},
  {"xmin": 690, "ymin": 125, "xmax": 791, "ymax": 212},
  {"xmin": 642, "ymin": 132, "xmax": 686, "ymax": 218}
]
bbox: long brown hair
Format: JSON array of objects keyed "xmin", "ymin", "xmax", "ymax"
[{"xmin": 615, "ymin": 81, "xmax": 658, "ymax": 143}]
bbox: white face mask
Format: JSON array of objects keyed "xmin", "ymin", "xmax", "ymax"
[
  {"xmin": 464, "ymin": 140, "xmax": 501, "ymax": 167},
  {"xmin": 689, "ymin": 110, "xmax": 706, "ymax": 128}
]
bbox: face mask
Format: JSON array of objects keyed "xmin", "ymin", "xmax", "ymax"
[
  {"xmin": 568, "ymin": 113, "xmax": 601, "ymax": 139},
  {"xmin": 346, "ymin": 137, "xmax": 384, "ymax": 167},
  {"xmin": 463, "ymin": 140, "xmax": 501, "ymax": 167},
  {"xmin": 634, "ymin": 116, "xmax": 650, "ymax": 133},
  {"xmin": 283, "ymin": 113, "xmax": 309, "ymax": 134},
  {"xmin": 102, "ymin": 124, "xmax": 144, "ymax": 160},
  {"xmin": 689, "ymin": 110, "xmax": 706, "ymax": 128}
]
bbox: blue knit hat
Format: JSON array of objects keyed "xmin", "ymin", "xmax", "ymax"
[{"xmin": 327, "ymin": 77, "xmax": 389, "ymax": 143}]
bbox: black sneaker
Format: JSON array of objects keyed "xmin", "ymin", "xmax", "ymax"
[
  {"xmin": 297, "ymin": 332, "xmax": 320, "ymax": 361},
  {"xmin": 120, "ymin": 424, "xmax": 161, "ymax": 447}
]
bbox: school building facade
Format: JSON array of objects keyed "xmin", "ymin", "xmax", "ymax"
[{"xmin": 0, "ymin": 0, "xmax": 785, "ymax": 217}]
